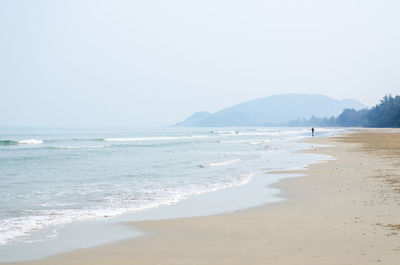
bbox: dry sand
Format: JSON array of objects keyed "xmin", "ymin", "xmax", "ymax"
[{"xmin": 7, "ymin": 130, "xmax": 400, "ymax": 265}]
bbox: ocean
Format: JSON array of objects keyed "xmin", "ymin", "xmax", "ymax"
[{"xmin": 0, "ymin": 126, "xmax": 339, "ymax": 262}]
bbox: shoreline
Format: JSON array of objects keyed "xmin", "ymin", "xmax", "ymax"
[
  {"xmin": 1, "ymin": 132, "xmax": 329, "ymax": 263},
  {"xmin": 5, "ymin": 129, "xmax": 400, "ymax": 264}
]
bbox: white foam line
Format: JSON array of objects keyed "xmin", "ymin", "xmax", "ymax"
[
  {"xmin": 17, "ymin": 139, "xmax": 43, "ymax": 145},
  {"xmin": 103, "ymin": 135, "xmax": 209, "ymax": 142},
  {"xmin": 54, "ymin": 145, "xmax": 109, "ymax": 149},
  {"xmin": 200, "ymin": 158, "xmax": 242, "ymax": 168}
]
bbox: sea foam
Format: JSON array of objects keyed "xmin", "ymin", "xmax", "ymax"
[
  {"xmin": 0, "ymin": 171, "xmax": 254, "ymax": 246},
  {"xmin": 17, "ymin": 139, "xmax": 43, "ymax": 145},
  {"xmin": 52, "ymin": 145, "xmax": 109, "ymax": 149},
  {"xmin": 102, "ymin": 135, "xmax": 209, "ymax": 142},
  {"xmin": 200, "ymin": 159, "xmax": 242, "ymax": 168}
]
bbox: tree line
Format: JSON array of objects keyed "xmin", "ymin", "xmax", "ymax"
[{"xmin": 288, "ymin": 95, "xmax": 400, "ymax": 128}]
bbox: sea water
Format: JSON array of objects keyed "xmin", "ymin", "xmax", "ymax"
[{"xmin": 0, "ymin": 126, "xmax": 341, "ymax": 261}]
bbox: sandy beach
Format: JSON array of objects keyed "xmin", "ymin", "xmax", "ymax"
[{"xmin": 6, "ymin": 130, "xmax": 400, "ymax": 265}]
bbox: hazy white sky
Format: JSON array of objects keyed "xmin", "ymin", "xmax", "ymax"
[{"xmin": 1, "ymin": 0, "xmax": 400, "ymax": 126}]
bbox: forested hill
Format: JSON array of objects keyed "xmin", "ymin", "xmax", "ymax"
[
  {"xmin": 176, "ymin": 94, "xmax": 365, "ymax": 127},
  {"xmin": 290, "ymin": 95, "xmax": 400, "ymax": 127}
]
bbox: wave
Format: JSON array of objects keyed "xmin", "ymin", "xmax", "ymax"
[
  {"xmin": 199, "ymin": 158, "xmax": 242, "ymax": 168},
  {"xmin": 227, "ymin": 129, "xmax": 309, "ymax": 137},
  {"xmin": 212, "ymin": 130, "xmax": 280, "ymax": 136},
  {"xmin": 235, "ymin": 132, "xmax": 287, "ymax": 137},
  {"xmin": 211, "ymin": 130, "xmax": 239, "ymax": 135},
  {"xmin": 18, "ymin": 139, "xmax": 43, "ymax": 145},
  {"xmin": 0, "ymin": 171, "xmax": 254, "ymax": 246},
  {"xmin": 51, "ymin": 145, "xmax": 110, "ymax": 150},
  {"xmin": 220, "ymin": 139, "xmax": 273, "ymax": 145},
  {"xmin": 102, "ymin": 135, "xmax": 209, "ymax": 142},
  {"xmin": 0, "ymin": 139, "xmax": 43, "ymax": 145}
]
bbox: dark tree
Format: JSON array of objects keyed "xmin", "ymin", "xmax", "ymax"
[{"xmin": 287, "ymin": 94, "xmax": 400, "ymax": 128}]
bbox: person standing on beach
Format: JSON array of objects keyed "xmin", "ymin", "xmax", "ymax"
[{"xmin": 311, "ymin": 127, "xmax": 315, "ymax": 137}]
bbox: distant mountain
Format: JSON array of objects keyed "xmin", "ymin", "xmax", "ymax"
[{"xmin": 176, "ymin": 94, "xmax": 366, "ymax": 127}]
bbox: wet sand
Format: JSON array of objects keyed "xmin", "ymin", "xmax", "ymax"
[{"xmin": 7, "ymin": 130, "xmax": 400, "ymax": 265}]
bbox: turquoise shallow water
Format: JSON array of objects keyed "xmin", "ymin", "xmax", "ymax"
[{"xmin": 0, "ymin": 126, "xmax": 340, "ymax": 261}]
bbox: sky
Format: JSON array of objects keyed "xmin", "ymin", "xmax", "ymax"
[{"xmin": 1, "ymin": 0, "xmax": 400, "ymax": 126}]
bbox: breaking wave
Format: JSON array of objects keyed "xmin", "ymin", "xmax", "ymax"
[
  {"xmin": 102, "ymin": 135, "xmax": 209, "ymax": 142},
  {"xmin": 51, "ymin": 145, "xmax": 110, "ymax": 150},
  {"xmin": 199, "ymin": 158, "xmax": 242, "ymax": 168}
]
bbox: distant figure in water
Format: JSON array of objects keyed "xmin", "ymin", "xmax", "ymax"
[{"xmin": 311, "ymin": 127, "xmax": 315, "ymax": 137}]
